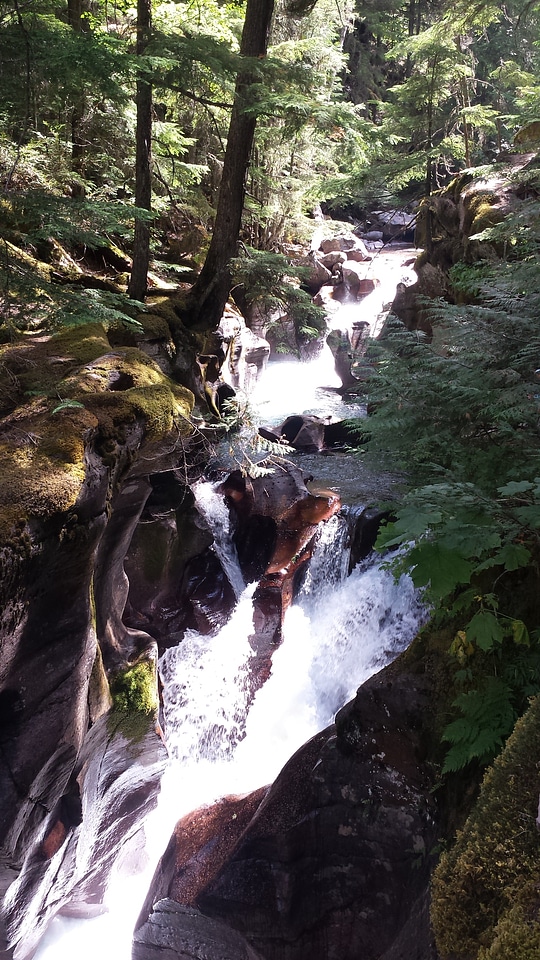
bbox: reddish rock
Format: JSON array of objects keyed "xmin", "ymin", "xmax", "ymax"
[
  {"xmin": 221, "ymin": 464, "xmax": 341, "ymax": 684},
  {"xmin": 39, "ymin": 819, "xmax": 68, "ymax": 860},
  {"xmin": 357, "ymin": 276, "xmax": 380, "ymax": 296},
  {"xmin": 137, "ymin": 788, "xmax": 268, "ymax": 924}
]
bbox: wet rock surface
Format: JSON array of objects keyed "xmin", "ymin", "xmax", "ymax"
[
  {"xmin": 140, "ymin": 659, "xmax": 439, "ymax": 960},
  {"xmin": 133, "ymin": 900, "xmax": 264, "ymax": 960},
  {"xmin": 3, "ymin": 716, "xmax": 167, "ymax": 960},
  {"xmin": 190, "ymin": 661, "xmax": 439, "ymax": 960}
]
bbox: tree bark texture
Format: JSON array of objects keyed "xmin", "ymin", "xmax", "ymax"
[
  {"xmin": 128, "ymin": 0, "xmax": 153, "ymax": 302},
  {"xmin": 182, "ymin": 0, "xmax": 275, "ymax": 331}
]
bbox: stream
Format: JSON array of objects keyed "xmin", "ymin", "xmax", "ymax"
[{"xmin": 31, "ymin": 243, "xmax": 422, "ymax": 960}]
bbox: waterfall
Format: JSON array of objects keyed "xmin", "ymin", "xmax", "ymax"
[
  {"xmin": 27, "ymin": 248, "xmax": 422, "ymax": 960},
  {"xmin": 191, "ymin": 479, "xmax": 245, "ymax": 598},
  {"xmin": 32, "ymin": 505, "xmax": 425, "ymax": 960},
  {"xmin": 158, "ymin": 508, "xmax": 425, "ymax": 794}
]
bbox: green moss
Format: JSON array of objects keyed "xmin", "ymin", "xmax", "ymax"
[
  {"xmin": 0, "ymin": 400, "xmax": 97, "ymax": 536},
  {"xmin": 126, "ymin": 382, "xmax": 191, "ymax": 438},
  {"xmin": 431, "ymin": 694, "xmax": 540, "ymax": 959},
  {"xmin": 108, "ymin": 658, "xmax": 159, "ymax": 743},
  {"xmin": 0, "ymin": 322, "xmax": 111, "ymax": 401},
  {"xmin": 110, "ymin": 659, "xmax": 158, "ymax": 716},
  {"xmin": 51, "ymin": 322, "xmax": 111, "ymax": 364},
  {"xmin": 470, "ymin": 199, "xmax": 502, "ymax": 235},
  {"xmin": 0, "ymin": 329, "xmax": 194, "ymax": 538},
  {"xmin": 447, "ymin": 171, "xmax": 477, "ymax": 204},
  {"xmin": 58, "ymin": 345, "xmax": 194, "ymax": 439},
  {"xmin": 479, "ymin": 905, "xmax": 540, "ymax": 960},
  {"xmin": 136, "ymin": 312, "xmax": 173, "ymax": 341},
  {"xmin": 147, "ymin": 295, "xmax": 188, "ymax": 336}
]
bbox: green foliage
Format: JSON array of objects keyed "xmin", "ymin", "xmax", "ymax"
[
  {"xmin": 0, "ymin": 247, "xmax": 145, "ymax": 335},
  {"xmin": 51, "ymin": 399, "xmax": 85, "ymax": 414},
  {"xmin": 216, "ymin": 394, "xmax": 294, "ymax": 477},
  {"xmin": 230, "ymin": 245, "xmax": 327, "ymax": 348},
  {"xmin": 361, "ymin": 202, "xmax": 540, "ymax": 774},
  {"xmin": 437, "ymin": 586, "xmax": 540, "ymax": 772},
  {"xmin": 441, "ymin": 676, "xmax": 515, "ymax": 773},
  {"xmin": 4, "ymin": 191, "xmax": 149, "ymax": 246}
]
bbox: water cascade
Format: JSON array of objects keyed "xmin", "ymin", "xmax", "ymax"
[
  {"xmin": 24, "ymin": 242, "xmax": 422, "ymax": 960},
  {"xmin": 191, "ymin": 480, "xmax": 246, "ymax": 599},
  {"xmin": 160, "ymin": 505, "xmax": 426, "ymax": 791},
  {"xmin": 31, "ymin": 499, "xmax": 425, "ymax": 960}
]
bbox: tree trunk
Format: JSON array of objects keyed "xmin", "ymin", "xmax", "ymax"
[
  {"xmin": 128, "ymin": 0, "xmax": 152, "ymax": 302},
  {"xmin": 67, "ymin": 0, "xmax": 90, "ymax": 197},
  {"xmin": 182, "ymin": 0, "xmax": 275, "ymax": 331}
]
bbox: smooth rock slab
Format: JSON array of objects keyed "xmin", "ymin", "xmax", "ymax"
[{"xmin": 132, "ymin": 900, "xmax": 264, "ymax": 960}]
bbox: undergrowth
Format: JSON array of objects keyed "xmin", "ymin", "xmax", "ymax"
[{"xmin": 351, "ymin": 214, "xmax": 540, "ymax": 774}]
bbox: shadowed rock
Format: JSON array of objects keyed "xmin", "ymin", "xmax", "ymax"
[
  {"xmin": 133, "ymin": 900, "xmax": 264, "ymax": 960},
  {"xmin": 3, "ymin": 714, "xmax": 167, "ymax": 960},
  {"xmin": 188, "ymin": 662, "xmax": 439, "ymax": 960}
]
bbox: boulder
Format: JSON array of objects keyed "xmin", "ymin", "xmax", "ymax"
[
  {"xmin": 392, "ymin": 262, "xmax": 448, "ymax": 336},
  {"xmin": 341, "ymin": 259, "xmax": 365, "ymax": 292},
  {"xmin": 304, "ymin": 254, "xmax": 333, "ymax": 293},
  {"xmin": 189, "ymin": 661, "xmax": 439, "ymax": 960},
  {"xmin": 361, "ymin": 230, "xmax": 384, "ymax": 242},
  {"xmin": 221, "ymin": 464, "xmax": 340, "ymax": 658},
  {"xmin": 373, "ymin": 210, "xmax": 416, "ymax": 242},
  {"xmin": 320, "ymin": 234, "xmax": 370, "ymax": 260},
  {"xmin": 340, "ymin": 261, "xmax": 380, "ymax": 300},
  {"xmin": 133, "ymin": 901, "xmax": 264, "ymax": 960},
  {"xmin": 279, "ymin": 414, "xmax": 326, "ymax": 452},
  {"xmin": 345, "ymin": 246, "xmax": 372, "ymax": 263},
  {"xmin": 218, "ymin": 310, "xmax": 270, "ymax": 394},
  {"xmin": 0, "ymin": 323, "xmax": 195, "ymax": 957},
  {"xmin": 137, "ymin": 789, "xmax": 267, "ymax": 921},
  {"xmin": 318, "ymin": 250, "xmax": 347, "ymax": 270},
  {"xmin": 327, "ymin": 331, "xmax": 358, "ymax": 390},
  {"xmin": 3, "ymin": 714, "xmax": 167, "ymax": 960}
]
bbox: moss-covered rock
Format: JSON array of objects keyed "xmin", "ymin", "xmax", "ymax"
[
  {"xmin": 110, "ymin": 658, "xmax": 158, "ymax": 715},
  {"xmin": 431, "ymin": 694, "xmax": 540, "ymax": 959},
  {"xmin": 479, "ymin": 904, "xmax": 540, "ymax": 960},
  {"xmin": 0, "ymin": 322, "xmax": 112, "ymax": 410},
  {"xmin": 0, "ymin": 399, "xmax": 98, "ymax": 536},
  {"xmin": 0, "ymin": 318, "xmax": 195, "ymax": 578},
  {"xmin": 109, "ymin": 657, "xmax": 160, "ymax": 742},
  {"xmin": 67, "ymin": 347, "xmax": 194, "ymax": 440}
]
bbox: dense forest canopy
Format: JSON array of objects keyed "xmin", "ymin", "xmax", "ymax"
[{"xmin": 0, "ymin": 0, "xmax": 539, "ymax": 277}]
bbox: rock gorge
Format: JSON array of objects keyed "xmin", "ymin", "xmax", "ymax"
[{"xmin": 2, "ymin": 165, "xmax": 540, "ymax": 960}]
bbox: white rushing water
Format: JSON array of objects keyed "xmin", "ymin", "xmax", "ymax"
[
  {"xmin": 31, "ymin": 247, "xmax": 420, "ymax": 960},
  {"xmin": 251, "ymin": 244, "xmax": 417, "ymax": 426},
  {"xmin": 34, "ymin": 508, "xmax": 425, "ymax": 960},
  {"xmin": 159, "ymin": 510, "xmax": 425, "ymax": 791},
  {"xmin": 192, "ymin": 479, "xmax": 246, "ymax": 598}
]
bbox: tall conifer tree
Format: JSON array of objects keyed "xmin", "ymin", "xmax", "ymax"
[
  {"xmin": 182, "ymin": 0, "xmax": 275, "ymax": 331},
  {"xmin": 128, "ymin": 0, "xmax": 153, "ymax": 302}
]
